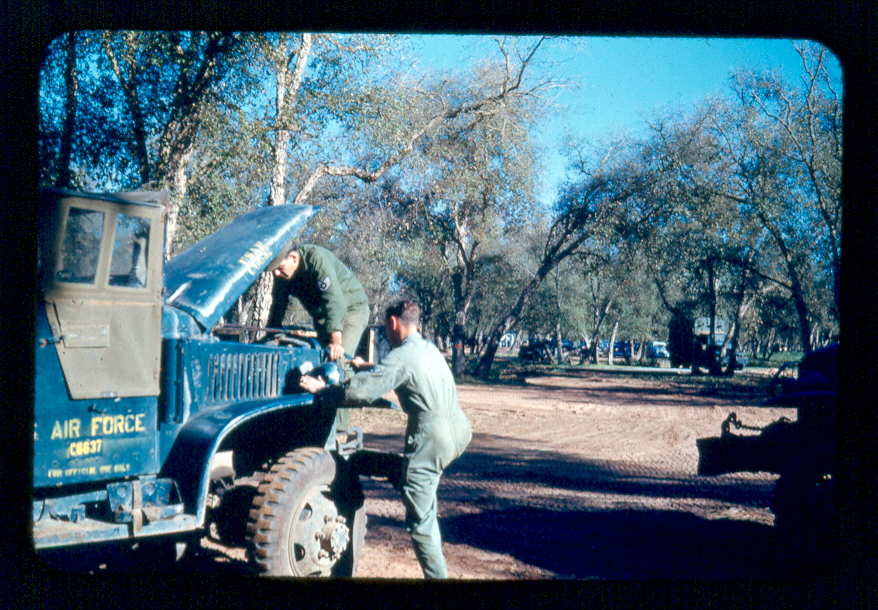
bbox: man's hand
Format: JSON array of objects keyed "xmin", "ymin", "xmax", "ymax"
[
  {"xmin": 299, "ymin": 374, "xmax": 327, "ymax": 394},
  {"xmin": 350, "ymin": 356, "xmax": 373, "ymax": 371},
  {"xmin": 328, "ymin": 331, "xmax": 344, "ymax": 361}
]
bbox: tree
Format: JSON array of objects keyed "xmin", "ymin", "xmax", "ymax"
[
  {"xmin": 474, "ymin": 140, "xmax": 653, "ymax": 377},
  {"xmin": 244, "ymin": 36, "xmax": 557, "ymax": 342},
  {"xmin": 100, "ymin": 32, "xmax": 248, "ymax": 257}
]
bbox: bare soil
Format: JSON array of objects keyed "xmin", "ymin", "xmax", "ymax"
[{"xmin": 184, "ymin": 361, "xmax": 823, "ymax": 580}]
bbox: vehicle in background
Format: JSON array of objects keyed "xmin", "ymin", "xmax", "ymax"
[
  {"xmin": 645, "ymin": 341, "xmax": 671, "ymax": 367},
  {"xmin": 612, "ymin": 341, "xmax": 632, "ymax": 363},
  {"xmin": 518, "ymin": 338, "xmax": 576, "ymax": 365},
  {"xmin": 647, "ymin": 341, "xmax": 670, "ymax": 359}
]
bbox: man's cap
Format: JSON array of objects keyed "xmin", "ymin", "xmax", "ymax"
[
  {"xmin": 267, "ymin": 250, "xmax": 287, "ymax": 271},
  {"xmin": 268, "ymin": 246, "xmax": 298, "ymax": 271}
]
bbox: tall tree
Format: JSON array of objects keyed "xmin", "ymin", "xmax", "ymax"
[
  {"xmin": 100, "ymin": 32, "xmax": 246, "ymax": 257},
  {"xmin": 249, "ymin": 36, "xmax": 556, "ymax": 344},
  {"xmin": 474, "ymin": 143, "xmax": 651, "ymax": 376}
]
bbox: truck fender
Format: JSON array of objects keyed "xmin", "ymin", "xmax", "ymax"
[{"xmin": 160, "ymin": 394, "xmax": 317, "ymax": 525}]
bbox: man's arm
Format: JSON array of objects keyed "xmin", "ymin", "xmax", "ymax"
[
  {"xmin": 300, "ymin": 351, "xmax": 408, "ymax": 405},
  {"xmin": 309, "ymin": 253, "xmax": 347, "ymax": 359}
]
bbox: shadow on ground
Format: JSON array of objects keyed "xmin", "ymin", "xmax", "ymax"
[
  {"xmin": 362, "ymin": 432, "xmax": 777, "ymax": 507},
  {"xmin": 367, "ymin": 507, "xmax": 829, "ymax": 580}
]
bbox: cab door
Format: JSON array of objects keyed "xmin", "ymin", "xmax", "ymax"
[{"xmin": 44, "ymin": 194, "xmax": 165, "ymax": 399}]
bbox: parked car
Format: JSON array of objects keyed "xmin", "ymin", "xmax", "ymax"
[
  {"xmin": 612, "ymin": 341, "xmax": 631, "ymax": 361},
  {"xmin": 647, "ymin": 341, "xmax": 670, "ymax": 359}
]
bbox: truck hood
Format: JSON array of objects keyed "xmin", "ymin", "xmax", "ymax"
[{"xmin": 164, "ymin": 204, "xmax": 315, "ymax": 330}]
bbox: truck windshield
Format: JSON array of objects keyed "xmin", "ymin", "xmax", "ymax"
[{"xmin": 56, "ymin": 207, "xmax": 104, "ymax": 284}]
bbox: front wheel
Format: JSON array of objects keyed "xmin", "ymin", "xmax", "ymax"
[{"xmin": 246, "ymin": 447, "xmax": 363, "ymax": 577}]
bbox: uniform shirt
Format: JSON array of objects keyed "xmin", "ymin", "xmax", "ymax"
[
  {"xmin": 269, "ymin": 245, "xmax": 369, "ymax": 336},
  {"xmin": 343, "ymin": 332, "xmax": 472, "ymax": 467}
]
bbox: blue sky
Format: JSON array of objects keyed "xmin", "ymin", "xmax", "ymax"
[{"xmin": 405, "ymin": 35, "xmax": 843, "ymax": 204}]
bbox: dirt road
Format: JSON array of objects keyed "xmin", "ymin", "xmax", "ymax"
[{"xmin": 189, "ymin": 364, "xmax": 820, "ymax": 579}]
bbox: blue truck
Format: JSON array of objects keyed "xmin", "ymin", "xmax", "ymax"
[{"xmin": 33, "ymin": 188, "xmax": 391, "ymax": 576}]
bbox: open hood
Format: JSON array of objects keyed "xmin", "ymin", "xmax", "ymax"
[{"xmin": 164, "ymin": 204, "xmax": 315, "ymax": 330}]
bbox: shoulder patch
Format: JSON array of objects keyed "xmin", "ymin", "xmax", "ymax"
[{"xmin": 318, "ymin": 276, "xmax": 331, "ymax": 291}]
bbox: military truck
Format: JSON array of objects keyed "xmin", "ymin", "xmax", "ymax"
[
  {"xmin": 695, "ymin": 345, "xmax": 837, "ymax": 561},
  {"xmin": 33, "ymin": 188, "xmax": 391, "ymax": 576}
]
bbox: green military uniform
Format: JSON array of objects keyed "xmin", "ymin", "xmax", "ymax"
[
  {"xmin": 342, "ymin": 331, "xmax": 472, "ymax": 579},
  {"xmin": 269, "ymin": 244, "xmax": 369, "ymax": 429}
]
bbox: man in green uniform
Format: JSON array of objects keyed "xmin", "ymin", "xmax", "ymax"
[
  {"xmin": 299, "ymin": 299, "xmax": 472, "ymax": 579},
  {"xmin": 269, "ymin": 244, "xmax": 370, "ymax": 429}
]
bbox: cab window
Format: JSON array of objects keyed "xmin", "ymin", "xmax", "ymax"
[
  {"xmin": 109, "ymin": 213, "xmax": 151, "ymax": 288},
  {"xmin": 56, "ymin": 207, "xmax": 104, "ymax": 284}
]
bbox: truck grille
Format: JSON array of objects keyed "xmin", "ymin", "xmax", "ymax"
[{"xmin": 206, "ymin": 352, "xmax": 280, "ymax": 403}]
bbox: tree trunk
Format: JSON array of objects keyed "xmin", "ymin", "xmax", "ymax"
[
  {"xmin": 705, "ymin": 260, "xmax": 723, "ymax": 376},
  {"xmin": 553, "ymin": 321, "xmax": 563, "ymax": 363},
  {"xmin": 247, "ymin": 34, "xmax": 314, "ymax": 336},
  {"xmin": 58, "ymin": 33, "xmax": 78, "ymax": 188},
  {"xmin": 608, "ymin": 320, "xmax": 619, "ymax": 366},
  {"xmin": 161, "ymin": 148, "xmax": 193, "ymax": 259},
  {"xmin": 102, "ymin": 32, "xmax": 152, "ymax": 186},
  {"xmin": 588, "ymin": 295, "xmax": 614, "ymax": 365},
  {"xmin": 451, "ymin": 310, "xmax": 467, "ymax": 377},
  {"xmin": 475, "ymin": 278, "xmax": 543, "ymax": 377}
]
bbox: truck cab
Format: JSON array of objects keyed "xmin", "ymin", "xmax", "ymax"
[{"xmin": 33, "ymin": 189, "xmax": 375, "ymax": 576}]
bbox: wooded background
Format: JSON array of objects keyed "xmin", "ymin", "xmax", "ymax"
[{"xmin": 38, "ymin": 33, "xmax": 841, "ymax": 377}]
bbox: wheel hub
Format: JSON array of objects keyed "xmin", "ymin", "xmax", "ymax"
[
  {"xmin": 318, "ymin": 516, "xmax": 350, "ymax": 559},
  {"xmin": 290, "ymin": 490, "xmax": 351, "ymax": 574}
]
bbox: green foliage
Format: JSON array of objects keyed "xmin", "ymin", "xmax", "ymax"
[{"xmin": 38, "ymin": 35, "xmax": 839, "ymax": 364}]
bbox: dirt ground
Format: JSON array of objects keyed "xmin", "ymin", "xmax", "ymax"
[{"xmin": 182, "ymin": 361, "xmax": 827, "ymax": 580}]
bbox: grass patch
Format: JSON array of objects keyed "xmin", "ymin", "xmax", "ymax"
[{"xmin": 749, "ymin": 351, "xmax": 803, "ymax": 368}]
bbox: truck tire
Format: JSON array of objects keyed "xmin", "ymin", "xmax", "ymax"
[{"xmin": 246, "ymin": 447, "xmax": 362, "ymax": 577}]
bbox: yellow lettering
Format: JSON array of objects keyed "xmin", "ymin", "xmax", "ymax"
[
  {"xmin": 99, "ymin": 465, "xmax": 112, "ymax": 473},
  {"xmin": 66, "ymin": 438, "xmax": 103, "ymax": 458},
  {"xmin": 51, "ymin": 419, "xmax": 81, "ymax": 440},
  {"xmin": 88, "ymin": 414, "xmax": 146, "ymax": 436}
]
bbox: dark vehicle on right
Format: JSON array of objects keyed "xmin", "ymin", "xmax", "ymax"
[
  {"xmin": 696, "ymin": 343, "xmax": 838, "ymax": 562},
  {"xmin": 769, "ymin": 343, "xmax": 838, "ymax": 398}
]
